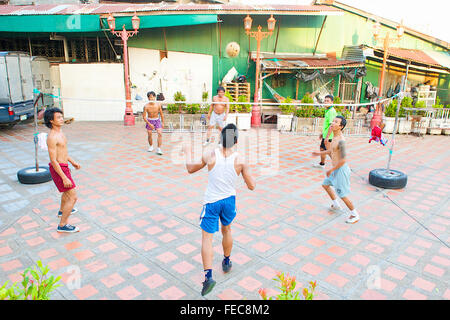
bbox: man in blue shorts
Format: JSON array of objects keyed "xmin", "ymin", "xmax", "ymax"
[
  {"xmin": 182, "ymin": 123, "xmax": 256, "ymax": 296},
  {"xmin": 312, "ymin": 115, "xmax": 360, "ymax": 224}
]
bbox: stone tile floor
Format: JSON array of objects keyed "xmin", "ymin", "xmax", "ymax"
[{"xmin": 0, "ymin": 121, "xmax": 449, "ymax": 300}]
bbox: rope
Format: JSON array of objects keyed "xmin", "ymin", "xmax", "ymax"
[
  {"xmin": 351, "ymin": 168, "xmax": 449, "ymax": 248},
  {"xmin": 33, "ymin": 88, "xmax": 397, "ymax": 108}
]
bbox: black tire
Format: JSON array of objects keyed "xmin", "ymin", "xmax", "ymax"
[
  {"xmin": 17, "ymin": 166, "xmax": 52, "ymax": 184},
  {"xmin": 0, "ymin": 122, "xmax": 17, "ymax": 129},
  {"xmin": 369, "ymin": 169, "xmax": 407, "ymax": 189}
]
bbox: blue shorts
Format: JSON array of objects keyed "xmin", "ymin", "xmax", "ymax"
[
  {"xmin": 323, "ymin": 164, "xmax": 351, "ymax": 198},
  {"xmin": 200, "ymin": 196, "xmax": 237, "ymax": 234}
]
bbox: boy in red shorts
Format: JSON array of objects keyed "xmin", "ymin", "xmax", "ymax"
[{"xmin": 44, "ymin": 108, "xmax": 81, "ymax": 233}]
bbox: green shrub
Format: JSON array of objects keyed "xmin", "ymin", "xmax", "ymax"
[
  {"xmin": 0, "ymin": 260, "xmax": 61, "ymax": 300},
  {"xmin": 384, "ymin": 99, "xmax": 398, "ymax": 117},
  {"xmin": 301, "ymin": 94, "xmax": 314, "ymax": 104},
  {"xmin": 166, "ymin": 104, "xmax": 179, "ymax": 114},
  {"xmin": 224, "ymin": 91, "xmax": 237, "ymax": 112},
  {"xmin": 294, "ymin": 94, "xmax": 314, "ymax": 118},
  {"xmin": 432, "ymin": 96, "xmax": 444, "ymax": 109},
  {"xmin": 333, "ymin": 96, "xmax": 342, "ymax": 104},
  {"xmin": 185, "ymin": 103, "xmax": 200, "ymax": 114},
  {"xmin": 340, "ymin": 109, "xmax": 352, "ymax": 119},
  {"xmin": 236, "ymin": 95, "xmax": 251, "ymax": 113},
  {"xmin": 280, "ymin": 96, "xmax": 295, "ymax": 115},
  {"xmin": 399, "ymin": 96, "xmax": 412, "ymax": 117},
  {"xmin": 333, "ymin": 96, "xmax": 344, "ymax": 113},
  {"xmin": 415, "ymin": 100, "xmax": 426, "ymax": 108},
  {"xmin": 313, "ymin": 107, "xmax": 326, "ymax": 118},
  {"xmin": 258, "ymin": 272, "xmax": 316, "ymax": 300},
  {"xmin": 414, "ymin": 100, "xmax": 427, "ymax": 116},
  {"xmin": 202, "ymin": 91, "xmax": 209, "ymax": 102},
  {"xmin": 174, "ymin": 91, "xmax": 186, "ymax": 113}
]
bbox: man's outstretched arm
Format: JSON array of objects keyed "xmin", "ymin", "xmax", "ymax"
[{"xmin": 183, "ymin": 144, "xmax": 208, "ymax": 174}]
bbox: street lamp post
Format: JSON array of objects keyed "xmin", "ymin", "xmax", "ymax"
[
  {"xmin": 370, "ymin": 20, "xmax": 404, "ymax": 129},
  {"xmin": 244, "ymin": 14, "xmax": 276, "ymax": 128},
  {"xmin": 107, "ymin": 13, "xmax": 140, "ymax": 126}
]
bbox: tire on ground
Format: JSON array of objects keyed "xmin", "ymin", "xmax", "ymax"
[
  {"xmin": 369, "ymin": 169, "xmax": 407, "ymax": 189},
  {"xmin": 17, "ymin": 166, "xmax": 52, "ymax": 184}
]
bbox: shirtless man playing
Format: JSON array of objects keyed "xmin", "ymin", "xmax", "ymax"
[
  {"xmin": 44, "ymin": 108, "xmax": 81, "ymax": 233},
  {"xmin": 143, "ymin": 91, "xmax": 164, "ymax": 155},
  {"xmin": 183, "ymin": 123, "xmax": 256, "ymax": 296},
  {"xmin": 204, "ymin": 86, "xmax": 229, "ymax": 146},
  {"xmin": 312, "ymin": 115, "xmax": 360, "ymax": 224}
]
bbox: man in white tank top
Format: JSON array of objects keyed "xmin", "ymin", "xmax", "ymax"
[{"xmin": 183, "ymin": 123, "xmax": 256, "ymax": 296}]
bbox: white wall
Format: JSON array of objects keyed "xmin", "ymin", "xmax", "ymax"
[
  {"xmin": 59, "ymin": 63, "xmax": 125, "ymax": 121},
  {"xmin": 128, "ymin": 47, "xmax": 213, "ymax": 111}
]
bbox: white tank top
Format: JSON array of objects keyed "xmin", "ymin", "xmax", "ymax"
[{"xmin": 204, "ymin": 148, "xmax": 239, "ymax": 204}]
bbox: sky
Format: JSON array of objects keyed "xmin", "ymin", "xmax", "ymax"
[{"xmin": 230, "ymin": 0, "xmax": 450, "ymax": 43}]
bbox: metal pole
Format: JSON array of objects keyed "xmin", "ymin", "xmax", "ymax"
[
  {"xmin": 97, "ymin": 36, "xmax": 101, "ymax": 62},
  {"xmin": 28, "ymin": 37, "xmax": 33, "ymax": 56},
  {"xmin": 33, "ymin": 94, "xmax": 41, "ymax": 172},
  {"xmin": 370, "ymin": 32, "xmax": 390, "ymax": 129},
  {"xmin": 252, "ymin": 27, "xmax": 262, "ymax": 128},
  {"xmin": 313, "ymin": 16, "xmax": 327, "ymax": 56},
  {"xmin": 387, "ymin": 61, "xmax": 409, "ymax": 171},
  {"xmin": 121, "ymin": 27, "xmax": 134, "ymax": 126}
]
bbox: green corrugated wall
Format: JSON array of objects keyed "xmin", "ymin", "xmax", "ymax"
[{"xmin": 129, "ymin": 12, "xmax": 448, "ymax": 103}]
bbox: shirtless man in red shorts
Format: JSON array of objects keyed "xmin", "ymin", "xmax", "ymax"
[{"xmin": 44, "ymin": 108, "xmax": 81, "ymax": 233}]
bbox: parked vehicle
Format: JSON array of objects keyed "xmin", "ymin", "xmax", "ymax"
[
  {"xmin": 0, "ymin": 51, "xmax": 35, "ymax": 127},
  {"xmin": 31, "ymin": 55, "xmax": 54, "ymax": 111}
]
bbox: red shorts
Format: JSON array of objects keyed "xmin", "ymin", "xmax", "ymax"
[{"xmin": 49, "ymin": 163, "xmax": 76, "ymax": 193}]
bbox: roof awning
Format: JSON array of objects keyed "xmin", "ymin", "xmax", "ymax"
[
  {"xmin": 100, "ymin": 14, "xmax": 217, "ymax": 31},
  {"xmin": 255, "ymin": 53, "xmax": 365, "ymax": 71},
  {"xmin": 0, "ymin": 14, "xmax": 218, "ymax": 33},
  {"xmin": 0, "ymin": 3, "xmax": 342, "ymax": 16},
  {"xmin": 364, "ymin": 46, "xmax": 450, "ymax": 74},
  {"xmin": 0, "ymin": 15, "xmax": 101, "ymax": 32}
]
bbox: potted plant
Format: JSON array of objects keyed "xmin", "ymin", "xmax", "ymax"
[
  {"xmin": 202, "ymin": 91, "xmax": 209, "ymax": 102},
  {"xmin": 413, "ymin": 100, "xmax": 429, "ymax": 134},
  {"xmin": 382, "ymin": 99, "xmax": 398, "ymax": 134},
  {"xmin": 398, "ymin": 97, "xmax": 411, "ymax": 134},
  {"xmin": 236, "ymin": 95, "xmax": 251, "ymax": 130},
  {"xmin": 174, "ymin": 91, "xmax": 186, "ymax": 114},
  {"xmin": 294, "ymin": 94, "xmax": 315, "ymax": 133},
  {"xmin": 224, "ymin": 91, "xmax": 238, "ymax": 126},
  {"xmin": 277, "ymin": 96, "xmax": 295, "ymax": 131},
  {"xmin": 428, "ymin": 96, "xmax": 444, "ymax": 135}
]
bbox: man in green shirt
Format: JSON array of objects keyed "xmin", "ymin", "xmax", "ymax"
[{"xmin": 313, "ymin": 95, "xmax": 337, "ymax": 168}]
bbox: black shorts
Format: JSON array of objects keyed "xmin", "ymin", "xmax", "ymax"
[{"xmin": 320, "ymin": 138, "xmax": 332, "ymax": 150}]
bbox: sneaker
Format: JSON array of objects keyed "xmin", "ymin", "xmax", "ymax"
[
  {"xmin": 148, "ymin": 145, "xmax": 154, "ymax": 152},
  {"xmin": 329, "ymin": 204, "xmax": 343, "ymax": 213},
  {"xmin": 201, "ymin": 278, "xmax": 216, "ymax": 296},
  {"xmin": 312, "ymin": 163, "xmax": 325, "ymax": 168},
  {"xmin": 156, "ymin": 148, "xmax": 163, "ymax": 155},
  {"xmin": 57, "ymin": 208, "xmax": 78, "ymax": 218},
  {"xmin": 346, "ymin": 215, "xmax": 360, "ymax": 224},
  {"xmin": 222, "ymin": 259, "xmax": 232, "ymax": 273},
  {"xmin": 57, "ymin": 224, "xmax": 80, "ymax": 233}
]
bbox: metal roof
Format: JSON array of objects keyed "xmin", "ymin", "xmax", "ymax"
[
  {"xmin": 0, "ymin": 3, "xmax": 342, "ymax": 16},
  {"xmin": 367, "ymin": 46, "xmax": 449, "ymax": 70},
  {"xmin": 261, "ymin": 57, "xmax": 364, "ymax": 70},
  {"xmin": 318, "ymin": 1, "xmax": 450, "ymax": 50}
]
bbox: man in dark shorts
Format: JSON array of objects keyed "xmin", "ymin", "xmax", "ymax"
[
  {"xmin": 313, "ymin": 94, "xmax": 337, "ymax": 169},
  {"xmin": 45, "ymin": 108, "xmax": 80, "ymax": 233},
  {"xmin": 143, "ymin": 91, "xmax": 164, "ymax": 155}
]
